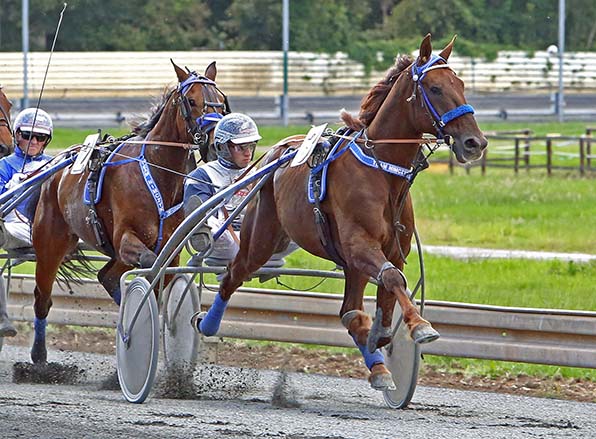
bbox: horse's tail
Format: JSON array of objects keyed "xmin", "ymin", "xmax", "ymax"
[{"xmin": 56, "ymin": 246, "xmax": 97, "ymax": 291}]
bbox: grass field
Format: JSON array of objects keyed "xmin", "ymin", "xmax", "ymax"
[{"xmin": 34, "ymin": 120, "xmax": 596, "ymax": 381}]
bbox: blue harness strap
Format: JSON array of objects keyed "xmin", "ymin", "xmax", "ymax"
[
  {"xmin": 84, "ymin": 142, "xmax": 137, "ymax": 204},
  {"xmin": 84, "ymin": 141, "xmax": 182, "ymax": 253},
  {"xmin": 137, "ymin": 143, "xmax": 183, "ymax": 253},
  {"xmin": 307, "ymin": 129, "xmax": 416, "ymax": 204},
  {"xmin": 307, "ymin": 135, "xmax": 351, "ymax": 204},
  {"xmin": 347, "ymin": 134, "xmax": 413, "ymax": 180}
]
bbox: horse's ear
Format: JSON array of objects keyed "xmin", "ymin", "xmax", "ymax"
[
  {"xmin": 204, "ymin": 61, "xmax": 217, "ymax": 81},
  {"xmin": 439, "ymin": 35, "xmax": 457, "ymax": 60},
  {"xmin": 417, "ymin": 33, "xmax": 433, "ymax": 66},
  {"xmin": 171, "ymin": 59, "xmax": 189, "ymax": 83}
]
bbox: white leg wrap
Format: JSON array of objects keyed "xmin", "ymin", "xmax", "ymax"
[
  {"xmin": 340, "ymin": 310, "xmax": 361, "ymax": 330},
  {"xmin": 376, "ymin": 261, "xmax": 407, "ymax": 289}
]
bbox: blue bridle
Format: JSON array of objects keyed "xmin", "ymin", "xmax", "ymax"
[
  {"xmin": 410, "ymin": 54, "xmax": 474, "ymax": 138},
  {"xmin": 176, "ymin": 73, "xmax": 229, "ymax": 146}
]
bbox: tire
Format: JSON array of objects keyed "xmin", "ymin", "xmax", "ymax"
[
  {"xmin": 161, "ymin": 274, "xmax": 201, "ymax": 368},
  {"xmin": 116, "ymin": 277, "xmax": 159, "ymax": 404}
]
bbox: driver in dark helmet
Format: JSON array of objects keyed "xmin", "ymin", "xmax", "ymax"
[{"xmin": 0, "ymin": 107, "xmax": 53, "ymax": 337}]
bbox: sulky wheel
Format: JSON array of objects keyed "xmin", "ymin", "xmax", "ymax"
[
  {"xmin": 161, "ymin": 274, "xmax": 201, "ymax": 368},
  {"xmin": 381, "ymin": 298, "xmax": 421, "ymax": 409},
  {"xmin": 116, "ymin": 277, "xmax": 159, "ymax": 404}
]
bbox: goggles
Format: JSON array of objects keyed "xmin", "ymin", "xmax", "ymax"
[
  {"xmin": 230, "ymin": 142, "xmax": 257, "ymax": 152},
  {"xmin": 20, "ymin": 131, "xmax": 49, "ymax": 143}
]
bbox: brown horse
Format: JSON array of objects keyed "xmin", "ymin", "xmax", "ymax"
[
  {"xmin": 195, "ymin": 34, "xmax": 487, "ymax": 389},
  {"xmin": 0, "ymin": 87, "xmax": 14, "ymax": 157},
  {"xmin": 30, "ymin": 61, "xmax": 228, "ymax": 363}
]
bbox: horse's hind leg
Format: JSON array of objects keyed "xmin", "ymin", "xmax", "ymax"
[
  {"xmin": 98, "ymin": 254, "xmax": 179, "ymax": 304},
  {"xmin": 339, "ymin": 270, "xmax": 395, "ymax": 391},
  {"xmin": 196, "ymin": 184, "xmax": 284, "ymax": 336},
  {"xmin": 98, "ymin": 259, "xmax": 129, "ymax": 306},
  {"xmin": 32, "ymin": 222, "xmax": 78, "ymax": 363},
  {"xmin": 118, "ymin": 230, "xmax": 158, "ymax": 269}
]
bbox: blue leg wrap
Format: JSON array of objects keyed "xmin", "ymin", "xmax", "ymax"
[
  {"xmin": 112, "ymin": 288, "xmax": 121, "ymax": 306},
  {"xmin": 34, "ymin": 317, "xmax": 47, "ymax": 341},
  {"xmin": 199, "ymin": 293, "xmax": 228, "ymax": 336},
  {"xmin": 352, "ymin": 335, "xmax": 385, "ymax": 370}
]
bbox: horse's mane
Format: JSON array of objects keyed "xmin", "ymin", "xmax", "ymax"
[
  {"xmin": 341, "ymin": 54, "xmax": 413, "ymax": 130},
  {"xmin": 130, "ymin": 87, "xmax": 175, "ymax": 136}
]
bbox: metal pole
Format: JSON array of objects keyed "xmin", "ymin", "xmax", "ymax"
[
  {"xmin": 282, "ymin": 0, "xmax": 289, "ymax": 127},
  {"xmin": 557, "ymin": 0, "xmax": 565, "ymax": 122},
  {"xmin": 22, "ymin": 0, "xmax": 29, "ymax": 109}
]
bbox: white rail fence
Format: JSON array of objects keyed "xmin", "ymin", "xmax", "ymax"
[
  {"xmin": 6, "ymin": 275, "xmax": 596, "ymax": 369},
  {"xmin": 2, "ymin": 50, "xmax": 596, "ymax": 98}
]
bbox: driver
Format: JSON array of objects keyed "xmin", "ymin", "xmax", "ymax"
[
  {"xmin": 183, "ymin": 113, "xmax": 296, "ymax": 267},
  {"xmin": 0, "ymin": 107, "xmax": 53, "ymax": 337},
  {"xmin": 0, "ymin": 107, "xmax": 54, "ymax": 249}
]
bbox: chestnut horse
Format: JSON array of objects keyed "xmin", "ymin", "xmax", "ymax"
[
  {"xmin": 196, "ymin": 35, "xmax": 487, "ymax": 389},
  {"xmin": 30, "ymin": 61, "xmax": 228, "ymax": 363},
  {"xmin": 0, "ymin": 87, "xmax": 14, "ymax": 157}
]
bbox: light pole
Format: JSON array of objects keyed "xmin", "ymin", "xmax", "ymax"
[
  {"xmin": 22, "ymin": 0, "xmax": 30, "ymax": 109},
  {"xmin": 281, "ymin": 0, "xmax": 289, "ymax": 127},
  {"xmin": 557, "ymin": 0, "xmax": 565, "ymax": 122}
]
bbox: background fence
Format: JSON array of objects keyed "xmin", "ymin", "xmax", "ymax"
[
  {"xmin": 3, "ymin": 49, "xmax": 596, "ymax": 99},
  {"xmin": 447, "ymin": 127, "xmax": 596, "ymax": 175}
]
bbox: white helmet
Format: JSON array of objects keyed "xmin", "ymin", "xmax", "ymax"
[
  {"xmin": 14, "ymin": 108, "xmax": 53, "ymax": 139},
  {"xmin": 213, "ymin": 113, "xmax": 261, "ymax": 161}
]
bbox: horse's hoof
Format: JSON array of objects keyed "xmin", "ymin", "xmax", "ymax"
[
  {"xmin": 369, "ymin": 372, "xmax": 396, "ymax": 391},
  {"xmin": 30, "ymin": 342, "xmax": 47, "ymax": 364},
  {"xmin": 190, "ymin": 311, "xmax": 207, "ymax": 334},
  {"xmin": 0, "ymin": 320, "xmax": 17, "ymax": 338},
  {"xmin": 411, "ymin": 324, "xmax": 440, "ymax": 344}
]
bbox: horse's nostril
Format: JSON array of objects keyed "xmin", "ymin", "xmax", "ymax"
[{"xmin": 464, "ymin": 137, "xmax": 483, "ymax": 150}]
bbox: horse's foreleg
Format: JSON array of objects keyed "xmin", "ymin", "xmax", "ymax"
[
  {"xmin": 345, "ymin": 244, "xmax": 439, "ymax": 348},
  {"xmin": 339, "ymin": 270, "xmax": 395, "ymax": 390},
  {"xmin": 196, "ymin": 192, "xmax": 283, "ymax": 336},
  {"xmin": 376, "ymin": 261, "xmax": 439, "ymax": 345}
]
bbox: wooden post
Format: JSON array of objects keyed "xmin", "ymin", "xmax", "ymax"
[
  {"xmin": 523, "ymin": 129, "xmax": 531, "ymax": 171},
  {"xmin": 481, "ymin": 149, "xmax": 487, "ymax": 176},
  {"xmin": 586, "ymin": 128, "xmax": 593, "ymax": 172},
  {"xmin": 546, "ymin": 137, "xmax": 552, "ymax": 176},
  {"xmin": 579, "ymin": 137, "xmax": 585, "ymax": 176},
  {"xmin": 514, "ymin": 137, "xmax": 520, "ymax": 174}
]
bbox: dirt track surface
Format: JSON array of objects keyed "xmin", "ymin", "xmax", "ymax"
[
  {"xmin": 1, "ymin": 343, "xmax": 595, "ymax": 439},
  {"xmin": 4, "ymin": 324, "xmax": 596, "ymax": 404}
]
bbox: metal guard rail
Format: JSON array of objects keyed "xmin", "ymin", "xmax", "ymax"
[{"xmin": 5, "ymin": 274, "xmax": 596, "ymax": 369}]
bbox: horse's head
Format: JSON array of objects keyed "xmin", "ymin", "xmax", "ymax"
[
  {"xmin": 408, "ymin": 34, "xmax": 487, "ymax": 163},
  {"xmin": 0, "ymin": 87, "xmax": 14, "ymax": 157},
  {"xmin": 170, "ymin": 60, "xmax": 229, "ymax": 160}
]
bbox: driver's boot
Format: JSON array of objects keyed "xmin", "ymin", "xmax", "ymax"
[{"xmin": 185, "ymin": 195, "xmax": 213, "ymax": 266}]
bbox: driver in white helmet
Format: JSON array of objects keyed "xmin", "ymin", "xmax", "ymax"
[
  {"xmin": 183, "ymin": 113, "xmax": 295, "ymax": 267},
  {"xmin": 0, "ymin": 108, "xmax": 53, "ymax": 249},
  {"xmin": 0, "ymin": 107, "xmax": 53, "ymax": 337}
]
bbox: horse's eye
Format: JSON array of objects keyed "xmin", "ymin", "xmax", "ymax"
[
  {"xmin": 188, "ymin": 98, "xmax": 197, "ymax": 107},
  {"xmin": 430, "ymin": 86, "xmax": 442, "ymax": 95}
]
